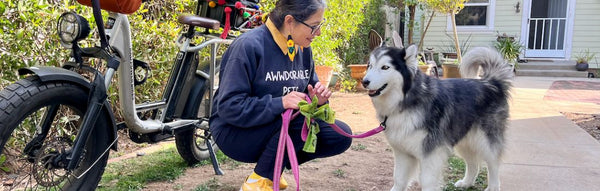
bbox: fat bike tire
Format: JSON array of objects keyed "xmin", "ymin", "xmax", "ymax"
[
  {"xmin": 174, "ymin": 61, "xmax": 220, "ymax": 165},
  {"xmin": 174, "ymin": 127, "xmax": 218, "ymax": 165},
  {"xmin": 0, "ymin": 76, "xmax": 111, "ymax": 190}
]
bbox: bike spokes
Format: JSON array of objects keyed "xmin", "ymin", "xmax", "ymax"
[{"xmin": 1, "ymin": 105, "xmax": 81, "ymax": 190}]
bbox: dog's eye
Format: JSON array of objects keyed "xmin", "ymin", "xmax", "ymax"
[{"xmin": 381, "ymin": 65, "xmax": 390, "ymax": 70}]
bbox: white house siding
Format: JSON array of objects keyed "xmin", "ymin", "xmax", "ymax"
[
  {"xmin": 571, "ymin": 0, "xmax": 600, "ymax": 68},
  {"xmin": 412, "ymin": 0, "xmax": 523, "ymax": 54}
]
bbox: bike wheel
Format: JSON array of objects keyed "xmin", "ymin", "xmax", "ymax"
[
  {"xmin": 175, "ymin": 59, "xmax": 219, "ymax": 165},
  {"xmin": 174, "ymin": 126, "xmax": 217, "ymax": 165},
  {"xmin": 0, "ymin": 76, "xmax": 111, "ymax": 190},
  {"xmin": 174, "ymin": 85, "xmax": 218, "ymax": 165}
]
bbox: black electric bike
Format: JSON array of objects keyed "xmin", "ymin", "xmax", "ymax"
[{"xmin": 0, "ymin": 0, "xmax": 262, "ymax": 190}]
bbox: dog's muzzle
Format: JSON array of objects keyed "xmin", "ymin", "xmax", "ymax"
[{"xmin": 368, "ymin": 83, "xmax": 387, "ymax": 97}]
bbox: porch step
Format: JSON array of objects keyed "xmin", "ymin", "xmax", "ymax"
[
  {"xmin": 516, "ymin": 69, "xmax": 589, "ymax": 78},
  {"xmin": 515, "ymin": 60, "xmax": 588, "ymax": 78}
]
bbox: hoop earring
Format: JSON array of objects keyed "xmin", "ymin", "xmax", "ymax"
[{"xmin": 287, "ymin": 34, "xmax": 296, "ymax": 62}]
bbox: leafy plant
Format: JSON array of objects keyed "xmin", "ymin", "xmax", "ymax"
[
  {"xmin": 339, "ymin": 77, "xmax": 358, "ymax": 92},
  {"xmin": 338, "ymin": 0, "xmax": 386, "ymax": 67},
  {"xmin": 333, "ymin": 169, "xmax": 346, "ymax": 178},
  {"xmin": 440, "ymin": 34, "xmax": 471, "ymax": 65},
  {"xmin": 420, "ymin": 0, "xmax": 469, "ymax": 63},
  {"xmin": 440, "ymin": 33, "xmax": 471, "ymax": 56},
  {"xmin": 574, "ymin": 49, "xmax": 597, "ymax": 64},
  {"xmin": 417, "ymin": 55, "xmax": 427, "ymax": 65},
  {"xmin": 261, "ymin": 0, "xmax": 370, "ymax": 70},
  {"xmin": 0, "ymin": 154, "xmax": 10, "ymax": 172},
  {"xmin": 351, "ymin": 143, "xmax": 367, "ymax": 151},
  {"xmin": 494, "ymin": 34, "xmax": 523, "ymax": 68}
]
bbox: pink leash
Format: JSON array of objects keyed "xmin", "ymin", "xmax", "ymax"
[
  {"xmin": 273, "ymin": 109, "xmax": 300, "ymax": 191},
  {"xmin": 273, "ymin": 98, "xmax": 386, "ymax": 191}
]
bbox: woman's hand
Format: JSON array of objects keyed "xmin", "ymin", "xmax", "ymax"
[
  {"xmin": 308, "ymin": 82, "xmax": 332, "ymax": 105},
  {"xmin": 282, "ymin": 91, "xmax": 307, "ymax": 110}
]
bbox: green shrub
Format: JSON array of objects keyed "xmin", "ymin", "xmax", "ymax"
[
  {"xmin": 1, "ymin": 0, "xmax": 383, "ymax": 93},
  {"xmin": 0, "ymin": 1, "xmax": 68, "ymax": 87},
  {"xmin": 260, "ymin": 0, "xmax": 371, "ymax": 71},
  {"xmin": 335, "ymin": 0, "xmax": 386, "ymax": 90},
  {"xmin": 338, "ymin": 0, "xmax": 386, "ymax": 67}
]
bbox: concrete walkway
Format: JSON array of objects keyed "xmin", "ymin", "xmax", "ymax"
[{"xmin": 501, "ymin": 76, "xmax": 600, "ymax": 191}]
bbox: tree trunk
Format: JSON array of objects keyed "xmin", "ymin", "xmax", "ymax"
[
  {"xmin": 450, "ymin": 13, "xmax": 462, "ymax": 63},
  {"xmin": 418, "ymin": 11, "xmax": 435, "ymax": 51},
  {"xmin": 407, "ymin": 5, "xmax": 416, "ymax": 44}
]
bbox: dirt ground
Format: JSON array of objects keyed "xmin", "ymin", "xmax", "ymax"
[
  {"xmin": 110, "ymin": 91, "xmax": 600, "ymax": 191},
  {"xmin": 562, "ymin": 112, "xmax": 600, "ymax": 141},
  {"xmin": 141, "ymin": 92, "xmax": 398, "ymax": 191}
]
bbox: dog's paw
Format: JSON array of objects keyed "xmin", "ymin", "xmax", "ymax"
[
  {"xmin": 484, "ymin": 186, "xmax": 500, "ymax": 191},
  {"xmin": 453, "ymin": 180, "xmax": 473, "ymax": 188},
  {"xmin": 407, "ymin": 181, "xmax": 421, "ymax": 191}
]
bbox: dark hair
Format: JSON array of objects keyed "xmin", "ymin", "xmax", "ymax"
[{"xmin": 269, "ymin": 0, "xmax": 327, "ymax": 29}]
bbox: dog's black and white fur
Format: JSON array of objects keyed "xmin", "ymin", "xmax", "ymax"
[{"xmin": 363, "ymin": 44, "xmax": 512, "ymax": 191}]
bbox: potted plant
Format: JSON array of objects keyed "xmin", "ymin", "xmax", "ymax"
[
  {"xmin": 420, "ymin": 0, "xmax": 469, "ymax": 63},
  {"xmin": 346, "ymin": 29, "xmax": 383, "ymax": 90},
  {"xmin": 315, "ymin": 64, "xmax": 335, "ymax": 88},
  {"xmin": 574, "ymin": 49, "xmax": 596, "ymax": 71},
  {"xmin": 441, "ymin": 58, "xmax": 461, "ymax": 78},
  {"xmin": 439, "ymin": 34, "xmax": 471, "ymax": 78},
  {"xmin": 494, "ymin": 33, "xmax": 523, "ymax": 71},
  {"xmin": 313, "ymin": 44, "xmax": 338, "ymax": 88},
  {"xmin": 439, "ymin": 34, "xmax": 471, "ymax": 60}
]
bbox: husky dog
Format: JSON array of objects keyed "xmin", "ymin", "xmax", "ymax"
[{"xmin": 362, "ymin": 44, "xmax": 512, "ymax": 191}]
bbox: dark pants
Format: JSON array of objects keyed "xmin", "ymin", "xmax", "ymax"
[{"xmin": 212, "ymin": 115, "xmax": 352, "ymax": 180}]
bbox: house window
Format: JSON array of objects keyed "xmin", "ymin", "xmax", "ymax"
[{"xmin": 448, "ymin": 0, "xmax": 495, "ymax": 32}]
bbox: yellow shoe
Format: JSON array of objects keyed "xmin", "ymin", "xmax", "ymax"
[
  {"xmin": 279, "ymin": 176, "xmax": 288, "ymax": 190},
  {"xmin": 240, "ymin": 172, "xmax": 288, "ymax": 191}
]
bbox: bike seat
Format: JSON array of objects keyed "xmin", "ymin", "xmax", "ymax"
[{"xmin": 178, "ymin": 15, "xmax": 220, "ymax": 30}]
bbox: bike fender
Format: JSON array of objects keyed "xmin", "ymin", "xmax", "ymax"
[{"xmin": 18, "ymin": 66, "xmax": 119, "ymax": 150}]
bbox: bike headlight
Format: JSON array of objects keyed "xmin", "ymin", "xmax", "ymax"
[{"xmin": 57, "ymin": 12, "xmax": 90, "ymax": 45}]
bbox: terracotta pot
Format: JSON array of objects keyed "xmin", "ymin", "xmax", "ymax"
[
  {"xmin": 315, "ymin": 65, "xmax": 333, "ymax": 87},
  {"xmin": 348, "ymin": 64, "xmax": 368, "ymax": 90},
  {"xmin": 442, "ymin": 63, "xmax": 461, "ymax": 78},
  {"xmin": 443, "ymin": 52, "xmax": 458, "ymax": 59},
  {"xmin": 349, "ymin": 64, "xmax": 368, "ymax": 80}
]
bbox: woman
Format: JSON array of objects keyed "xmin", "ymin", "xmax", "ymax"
[{"xmin": 209, "ymin": 0, "xmax": 353, "ymax": 190}]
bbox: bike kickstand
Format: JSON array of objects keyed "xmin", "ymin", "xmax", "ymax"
[{"xmin": 207, "ymin": 142, "xmax": 224, "ymax": 175}]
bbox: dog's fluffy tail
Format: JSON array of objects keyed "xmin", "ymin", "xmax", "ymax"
[{"xmin": 460, "ymin": 47, "xmax": 514, "ymax": 82}]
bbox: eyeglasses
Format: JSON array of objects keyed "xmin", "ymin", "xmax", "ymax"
[{"xmin": 295, "ymin": 18, "xmax": 326, "ymax": 35}]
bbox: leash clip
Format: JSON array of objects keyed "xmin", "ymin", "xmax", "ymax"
[{"xmin": 379, "ymin": 116, "xmax": 388, "ymax": 130}]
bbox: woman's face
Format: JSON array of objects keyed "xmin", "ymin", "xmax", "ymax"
[{"xmin": 290, "ymin": 8, "xmax": 325, "ymax": 47}]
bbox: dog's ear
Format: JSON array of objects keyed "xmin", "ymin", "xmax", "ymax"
[
  {"xmin": 368, "ymin": 29, "xmax": 383, "ymax": 51},
  {"xmin": 404, "ymin": 44, "xmax": 418, "ymax": 62},
  {"xmin": 404, "ymin": 44, "xmax": 419, "ymax": 74},
  {"xmin": 392, "ymin": 31, "xmax": 403, "ymax": 48}
]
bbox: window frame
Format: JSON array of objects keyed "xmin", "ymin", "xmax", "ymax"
[{"xmin": 446, "ymin": 0, "xmax": 495, "ymax": 33}]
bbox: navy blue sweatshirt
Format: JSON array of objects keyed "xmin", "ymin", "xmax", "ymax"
[{"xmin": 210, "ymin": 20, "xmax": 318, "ymax": 130}]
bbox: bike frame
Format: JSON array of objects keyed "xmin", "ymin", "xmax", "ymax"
[
  {"xmin": 106, "ymin": 12, "xmax": 232, "ymax": 134},
  {"xmin": 63, "ymin": 11, "xmax": 232, "ymax": 175},
  {"xmin": 0, "ymin": 1, "xmax": 250, "ymax": 185}
]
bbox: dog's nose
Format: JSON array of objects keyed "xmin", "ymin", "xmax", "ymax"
[{"xmin": 362, "ymin": 80, "xmax": 370, "ymax": 87}]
